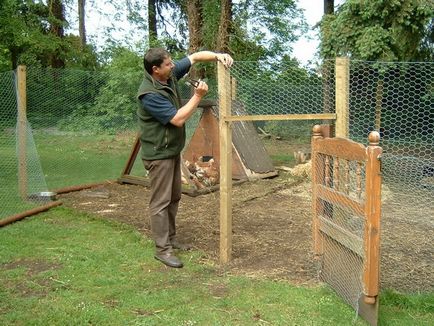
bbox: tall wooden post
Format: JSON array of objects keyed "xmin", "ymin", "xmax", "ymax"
[
  {"xmin": 17, "ymin": 65, "xmax": 27, "ymax": 199},
  {"xmin": 335, "ymin": 57, "xmax": 350, "ymax": 138},
  {"xmin": 311, "ymin": 125, "xmax": 325, "ymax": 256},
  {"xmin": 363, "ymin": 131, "xmax": 382, "ymax": 305},
  {"xmin": 218, "ymin": 61, "xmax": 233, "ymax": 263}
]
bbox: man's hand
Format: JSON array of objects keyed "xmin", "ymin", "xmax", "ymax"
[
  {"xmin": 215, "ymin": 53, "xmax": 234, "ymax": 68},
  {"xmin": 194, "ymin": 80, "xmax": 208, "ymax": 98}
]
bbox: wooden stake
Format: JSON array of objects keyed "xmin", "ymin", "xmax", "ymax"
[
  {"xmin": 218, "ymin": 61, "xmax": 233, "ymax": 264},
  {"xmin": 17, "ymin": 65, "xmax": 27, "ymax": 200}
]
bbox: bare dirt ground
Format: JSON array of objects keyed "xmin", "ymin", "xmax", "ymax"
[
  {"xmin": 60, "ymin": 175, "xmax": 318, "ymax": 286},
  {"xmin": 59, "ymin": 140, "xmax": 433, "ymax": 294}
]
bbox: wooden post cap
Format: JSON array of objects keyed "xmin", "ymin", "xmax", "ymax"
[
  {"xmin": 368, "ymin": 131, "xmax": 380, "ymax": 146},
  {"xmin": 312, "ymin": 124, "xmax": 322, "ymax": 136}
]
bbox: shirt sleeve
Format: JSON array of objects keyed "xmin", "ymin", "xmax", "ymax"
[
  {"xmin": 140, "ymin": 93, "xmax": 177, "ymax": 125},
  {"xmin": 173, "ymin": 57, "xmax": 192, "ymax": 80}
]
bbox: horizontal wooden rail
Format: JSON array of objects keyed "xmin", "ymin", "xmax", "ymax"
[
  {"xmin": 316, "ymin": 184, "xmax": 365, "ymax": 217},
  {"xmin": 318, "ymin": 215, "xmax": 363, "ymax": 257},
  {"xmin": 223, "ymin": 113, "xmax": 336, "ymax": 122}
]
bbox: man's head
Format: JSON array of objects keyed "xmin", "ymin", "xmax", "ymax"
[{"xmin": 144, "ymin": 48, "xmax": 174, "ymax": 82}]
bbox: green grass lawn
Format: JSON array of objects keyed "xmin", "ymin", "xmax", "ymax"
[{"xmin": 1, "ymin": 207, "xmax": 432, "ymax": 325}]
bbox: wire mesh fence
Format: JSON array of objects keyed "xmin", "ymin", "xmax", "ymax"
[
  {"xmin": 348, "ymin": 60, "xmax": 434, "ymax": 293},
  {"xmin": 0, "ymin": 66, "xmax": 201, "ymax": 220},
  {"xmin": 224, "ymin": 59, "xmax": 433, "ymax": 296},
  {"xmin": 1, "ymin": 59, "xmax": 433, "ymax": 296}
]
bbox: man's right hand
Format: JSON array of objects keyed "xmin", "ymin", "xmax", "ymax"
[{"xmin": 194, "ymin": 80, "xmax": 208, "ymax": 98}]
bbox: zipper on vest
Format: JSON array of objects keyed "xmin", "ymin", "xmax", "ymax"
[{"xmin": 165, "ymin": 128, "xmax": 169, "ymax": 148}]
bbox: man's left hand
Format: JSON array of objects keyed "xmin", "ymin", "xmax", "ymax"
[{"xmin": 216, "ymin": 53, "xmax": 234, "ymax": 68}]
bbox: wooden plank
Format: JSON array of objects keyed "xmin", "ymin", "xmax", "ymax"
[
  {"xmin": 315, "ymin": 137, "xmax": 367, "ymax": 162},
  {"xmin": 224, "ymin": 113, "xmax": 336, "ymax": 122},
  {"xmin": 316, "ymin": 184, "xmax": 365, "ymax": 217},
  {"xmin": 318, "ymin": 215, "xmax": 363, "ymax": 257},
  {"xmin": 335, "ymin": 57, "xmax": 350, "ymax": 138},
  {"xmin": 121, "ymin": 133, "xmax": 141, "ymax": 176},
  {"xmin": 218, "ymin": 61, "xmax": 233, "ymax": 264},
  {"xmin": 17, "ymin": 65, "xmax": 27, "ymax": 199}
]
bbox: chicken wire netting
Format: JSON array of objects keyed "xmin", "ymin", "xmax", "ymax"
[
  {"xmin": 225, "ymin": 59, "xmax": 433, "ymax": 294},
  {"xmin": 312, "ymin": 151, "xmax": 370, "ymax": 314},
  {"xmin": 227, "ymin": 60, "xmax": 336, "ymax": 141},
  {"xmin": 1, "ymin": 60, "xmax": 433, "ymax": 295},
  {"xmin": 0, "ymin": 66, "xmax": 200, "ymax": 220},
  {"xmin": 348, "ymin": 61, "xmax": 433, "ymax": 293}
]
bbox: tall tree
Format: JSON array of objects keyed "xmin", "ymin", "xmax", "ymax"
[
  {"xmin": 186, "ymin": 0, "xmax": 204, "ymax": 54},
  {"xmin": 0, "ymin": 0, "xmax": 50, "ymax": 69},
  {"xmin": 324, "ymin": 0, "xmax": 334, "ymax": 15},
  {"xmin": 48, "ymin": 0, "xmax": 66, "ymax": 67},
  {"xmin": 216, "ymin": 0, "xmax": 232, "ymax": 53},
  {"xmin": 148, "ymin": 0, "xmax": 158, "ymax": 45},
  {"xmin": 320, "ymin": 0, "xmax": 434, "ymax": 61},
  {"xmin": 78, "ymin": 0, "xmax": 86, "ymax": 48}
]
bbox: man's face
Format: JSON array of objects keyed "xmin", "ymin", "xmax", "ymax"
[{"xmin": 153, "ymin": 56, "xmax": 174, "ymax": 82}]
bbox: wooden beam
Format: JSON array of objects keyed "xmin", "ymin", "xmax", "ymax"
[
  {"xmin": 223, "ymin": 113, "xmax": 336, "ymax": 122},
  {"xmin": 218, "ymin": 61, "xmax": 233, "ymax": 264},
  {"xmin": 17, "ymin": 65, "xmax": 27, "ymax": 200},
  {"xmin": 335, "ymin": 57, "xmax": 350, "ymax": 138}
]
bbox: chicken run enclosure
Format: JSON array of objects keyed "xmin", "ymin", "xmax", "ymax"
[{"xmin": 1, "ymin": 59, "xmax": 433, "ymax": 325}]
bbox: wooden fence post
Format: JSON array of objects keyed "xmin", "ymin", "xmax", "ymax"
[
  {"xmin": 311, "ymin": 125, "xmax": 324, "ymax": 256},
  {"xmin": 17, "ymin": 65, "xmax": 27, "ymax": 200},
  {"xmin": 363, "ymin": 131, "xmax": 382, "ymax": 304},
  {"xmin": 335, "ymin": 57, "xmax": 350, "ymax": 138},
  {"xmin": 218, "ymin": 61, "xmax": 233, "ymax": 264}
]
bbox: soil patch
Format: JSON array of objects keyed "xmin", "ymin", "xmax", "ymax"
[{"xmin": 60, "ymin": 174, "xmax": 319, "ymax": 286}]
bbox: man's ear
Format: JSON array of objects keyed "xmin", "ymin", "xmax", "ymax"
[{"xmin": 152, "ymin": 65, "xmax": 159, "ymax": 73}]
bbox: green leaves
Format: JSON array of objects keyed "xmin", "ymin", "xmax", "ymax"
[{"xmin": 320, "ymin": 0, "xmax": 434, "ymax": 61}]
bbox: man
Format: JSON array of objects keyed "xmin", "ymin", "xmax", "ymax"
[{"xmin": 137, "ymin": 48, "xmax": 233, "ymax": 268}]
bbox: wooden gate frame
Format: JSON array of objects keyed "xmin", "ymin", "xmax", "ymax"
[{"xmin": 311, "ymin": 124, "xmax": 382, "ymax": 326}]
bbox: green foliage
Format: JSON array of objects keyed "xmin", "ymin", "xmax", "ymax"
[
  {"xmin": 0, "ymin": 0, "xmax": 98, "ymax": 70},
  {"xmin": 58, "ymin": 48, "xmax": 142, "ymax": 133},
  {"xmin": 321, "ymin": 0, "xmax": 434, "ymax": 61}
]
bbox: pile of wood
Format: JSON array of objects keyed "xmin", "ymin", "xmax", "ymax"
[{"xmin": 181, "ymin": 156, "xmax": 219, "ymax": 189}]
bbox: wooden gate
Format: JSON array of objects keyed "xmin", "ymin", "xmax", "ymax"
[{"xmin": 311, "ymin": 125, "xmax": 382, "ymax": 326}]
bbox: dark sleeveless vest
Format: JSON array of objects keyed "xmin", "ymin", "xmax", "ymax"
[{"xmin": 136, "ymin": 71, "xmax": 185, "ymax": 160}]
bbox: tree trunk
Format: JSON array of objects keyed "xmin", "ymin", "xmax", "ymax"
[
  {"xmin": 216, "ymin": 0, "xmax": 232, "ymax": 54},
  {"xmin": 148, "ymin": 0, "xmax": 158, "ymax": 45},
  {"xmin": 185, "ymin": 0, "xmax": 204, "ymax": 79},
  {"xmin": 78, "ymin": 0, "xmax": 86, "ymax": 48},
  {"xmin": 322, "ymin": 0, "xmax": 335, "ymax": 118},
  {"xmin": 48, "ymin": 0, "xmax": 65, "ymax": 68},
  {"xmin": 324, "ymin": 0, "xmax": 334, "ymax": 15},
  {"xmin": 186, "ymin": 0, "xmax": 203, "ymax": 54}
]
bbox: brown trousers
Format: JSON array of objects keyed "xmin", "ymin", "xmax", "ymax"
[{"xmin": 143, "ymin": 155, "xmax": 182, "ymax": 255}]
